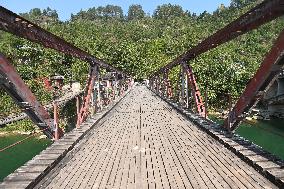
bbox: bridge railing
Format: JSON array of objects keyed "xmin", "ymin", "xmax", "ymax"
[
  {"xmin": 0, "ymin": 6, "xmax": 133, "ymax": 140},
  {"xmin": 75, "ymin": 66, "xmax": 133, "ymax": 127},
  {"xmin": 149, "ymin": 62, "xmax": 206, "ymax": 118},
  {"xmin": 149, "ymin": 0, "xmax": 284, "ymax": 132}
]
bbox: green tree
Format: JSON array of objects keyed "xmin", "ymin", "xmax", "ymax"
[
  {"xmin": 97, "ymin": 5, "xmax": 123, "ymax": 20},
  {"xmin": 153, "ymin": 4, "xmax": 185, "ymax": 19},
  {"xmin": 20, "ymin": 7, "xmax": 58, "ymax": 25},
  {"xmin": 127, "ymin": 4, "xmax": 145, "ymax": 20},
  {"xmin": 1, "ymin": 0, "xmax": 284, "ymax": 122},
  {"xmin": 230, "ymin": 0, "xmax": 258, "ymax": 8}
]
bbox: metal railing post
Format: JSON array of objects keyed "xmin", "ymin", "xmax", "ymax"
[
  {"xmin": 53, "ymin": 101, "xmax": 59, "ymax": 141},
  {"xmin": 185, "ymin": 68, "xmax": 189, "ymax": 109},
  {"xmin": 180, "ymin": 65, "xmax": 186, "ymax": 106},
  {"xmin": 76, "ymin": 96, "xmax": 80, "ymax": 128}
]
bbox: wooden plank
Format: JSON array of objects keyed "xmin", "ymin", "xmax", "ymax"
[
  {"xmin": 32, "ymin": 86, "xmax": 278, "ymax": 189},
  {"xmin": 147, "ymin": 122, "xmax": 170, "ymax": 189},
  {"xmin": 166, "ymin": 123, "xmax": 228, "ymax": 189},
  {"xmin": 100, "ymin": 115, "xmax": 130, "ymax": 188},
  {"xmin": 178, "ymin": 117, "xmax": 276, "ymax": 188},
  {"xmin": 85, "ymin": 114, "xmax": 131, "ymax": 188}
]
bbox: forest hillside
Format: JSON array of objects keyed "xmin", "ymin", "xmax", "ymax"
[{"xmin": 0, "ymin": 0, "xmax": 283, "ymax": 130}]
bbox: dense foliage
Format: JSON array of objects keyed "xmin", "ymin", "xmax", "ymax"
[{"xmin": 0, "ymin": 0, "xmax": 283, "ymax": 128}]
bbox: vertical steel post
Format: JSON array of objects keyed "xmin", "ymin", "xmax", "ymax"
[
  {"xmin": 93, "ymin": 85, "xmax": 98, "ymax": 113},
  {"xmin": 97, "ymin": 67, "xmax": 102, "ymax": 110},
  {"xmin": 181, "ymin": 65, "xmax": 186, "ymax": 106},
  {"xmin": 114, "ymin": 73, "xmax": 118, "ymax": 99},
  {"xmin": 76, "ymin": 96, "xmax": 80, "ymax": 128},
  {"xmin": 76, "ymin": 64, "xmax": 98, "ymax": 126},
  {"xmin": 53, "ymin": 101, "xmax": 59, "ymax": 140},
  {"xmin": 164, "ymin": 70, "xmax": 169, "ymax": 98},
  {"xmin": 205, "ymin": 87, "xmax": 208, "ymax": 119},
  {"xmin": 163, "ymin": 73, "xmax": 166, "ymax": 97},
  {"xmin": 159, "ymin": 74, "xmax": 162, "ymax": 96},
  {"xmin": 121, "ymin": 75, "xmax": 125, "ymax": 95},
  {"xmin": 174, "ymin": 71, "xmax": 180, "ymax": 103},
  {"xmin": 165, "ymin": 71, "xmax": 173, "ymax": 99},
  {"xmin": 155, "ymin": 75, "xmax": 159, "ymax": 94},
  {"xmin": 90, "ymin": 67, "xmax": 98, "ymax": 117},
  {"xmin": 106, "ymin": 80, "xmax": 109, "ymax": 103},
  {"xmin": 154, "ymin": 77, "xmax": 157, "ymax": 92},
  {"xmin": 182, "ymin": 62, "xmax": 206, "ymax": 117},
  {"xmin": 185, "ymin": 69, "xmax": 189, "ymax": 109}
]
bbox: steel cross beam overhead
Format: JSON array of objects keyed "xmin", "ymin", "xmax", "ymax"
[
  {"xmin": 0, "ymin": 6, "xmax": 125, "ymax": 75},
  {"xmin": 150, "ymin": 0, "xmax": 284, "ymax": 77}
]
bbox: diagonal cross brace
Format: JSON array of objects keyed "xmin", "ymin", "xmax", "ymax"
[
  {"xmin": 224, "ymin": 29, "xmax": 284, "ymax": 131},
  {"xmin": 0, "ymin": 6, "xmax": 124, "ymax": 75},
  {"xmin": 0, "ymin": 54, "xmax": 62, "ymax": 139},
  {"xmin": 151, "ymin": 0, "xmax": 284, "ymax": 76},
  {"xmin": 182, "ymin": 62, "xmax": 206, "ymax": 117},
  {"xmin": 76, "ymin": 65, "xmax": 98, "ymax": 126}
]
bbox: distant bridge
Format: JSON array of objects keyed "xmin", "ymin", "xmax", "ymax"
[{"xmin": 0, "ymin": 0, "xmax": 284, "ymax": 188}]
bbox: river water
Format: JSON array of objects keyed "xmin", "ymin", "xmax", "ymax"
[
  {"xmin": 0, "ymin": 134, "xmax": 51, "ymax": 181},
  {"xmin": 0, "ymin": 119, "xmax": 283, "ymax": 182},
  {"xmin": 236, "ymin": 119, "xmax": 284, "ymax": 159}
]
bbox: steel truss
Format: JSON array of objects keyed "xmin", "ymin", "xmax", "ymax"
[
  {"xmin": 149, "ymin": 0, "xmax": 284, "ymax": 131},
  {"xmin": 0, "ymin": 7, "xmax": 131, "ymax": 139}
]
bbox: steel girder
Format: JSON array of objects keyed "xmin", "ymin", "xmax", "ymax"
[
  {"xmin": 150, "ymin": 0, "xmax": 284, "ymax": 77},
  {"xmin": 149, "ymin": 0, "xmax": 284, "ymax": 130},
  {"xmin": 76, "ymin": 65, "xmax": 98, "ymax": 126},
  {"xmin": 0, "ymin": 6, "xmax": 129, "ymax": 138},
  {"xmin": 0, "ymin": 6, "xmax": 125, "ymax": 75},
  {"xmin": 224, "ymin": 29, "xmax": 284, "ymax": 131},
  {"xmin": 0, "ymin": 54, "xmax": 63, "ymax": 139},
  {"xmin": 182, "ymin": 63, "xmax": 206, "ymax": 117}
]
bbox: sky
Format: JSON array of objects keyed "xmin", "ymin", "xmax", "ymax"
[{"xmin": 1, "ymin": 0, "xmax": 231, "ymax": 21}]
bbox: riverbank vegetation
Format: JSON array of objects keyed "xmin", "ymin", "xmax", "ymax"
[{"xmin": 0, "ymin": 0, "xmax": 284, "ymax": 132}]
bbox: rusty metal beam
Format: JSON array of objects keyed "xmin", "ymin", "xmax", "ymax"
[
  {"xmin": 0, "ymin": 89, "xmax": 82, "ymax": 126},
  {"xmin": 0, "ymin": 6, "xmax": 125, "ymax": 75},
  {"xmin": 0, "ymin": 54, "xmax": 61, "ymax": 139},
  {"xmin": 224, "ymin": 29, "xmax": 284, "ymax": 131},
  {"xmin": 151, "ymin": 0, "xmax": 284, "ymax": 77},
  {"xmin": 76, "ymin": 65, "xmax": 98, "ymax": 126},
  {"xmin": 182, "ymin": 62, "xmax": 206, "ymax": 117}
]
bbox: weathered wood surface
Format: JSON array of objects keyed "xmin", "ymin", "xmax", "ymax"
[
  {"xmin": 0, "ymin": 87, "xmax": 131, "ymax": 189},
  {"xmin": 34, "ymin": 85, "xmax": 277, "ymax": 189}
]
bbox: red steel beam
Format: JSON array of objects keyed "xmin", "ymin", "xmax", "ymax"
[
  {"xmin": 166, "ymin": 77, "xmax": 173, "ymax": 98},
  {"xmin": 0, "ymin": 54, "xmax": 63, "ymax": 139},
  {"xmin": 76, "ymin": 65, "xmax": 98, "ymax": 126},
  {"xmin": 182, "ymin": 62, "xmax": 206, "ymax": 117},
  {"xmin": 151, "ymin": 0, "xmax": 284, "ymax": 76},
  {"xmin": 0, "ymin": 6, "xmax": 125, "ymax": 75},
  {"xmin": 163, "ymin": 71, "xmax": 173, "ymax": 98},
  {"xmin": 224, "ymin": 29, "xmax": 284, "ymax": 131}
]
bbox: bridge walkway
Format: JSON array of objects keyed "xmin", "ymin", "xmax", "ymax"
[{"xmin": 35, "ymin": 85, "xmax": 277, "ymax": 189}]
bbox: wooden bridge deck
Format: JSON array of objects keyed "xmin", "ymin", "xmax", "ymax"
[{"xmin": 35, "ymin": 85, "xmax": 277, "ymax": 189}]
